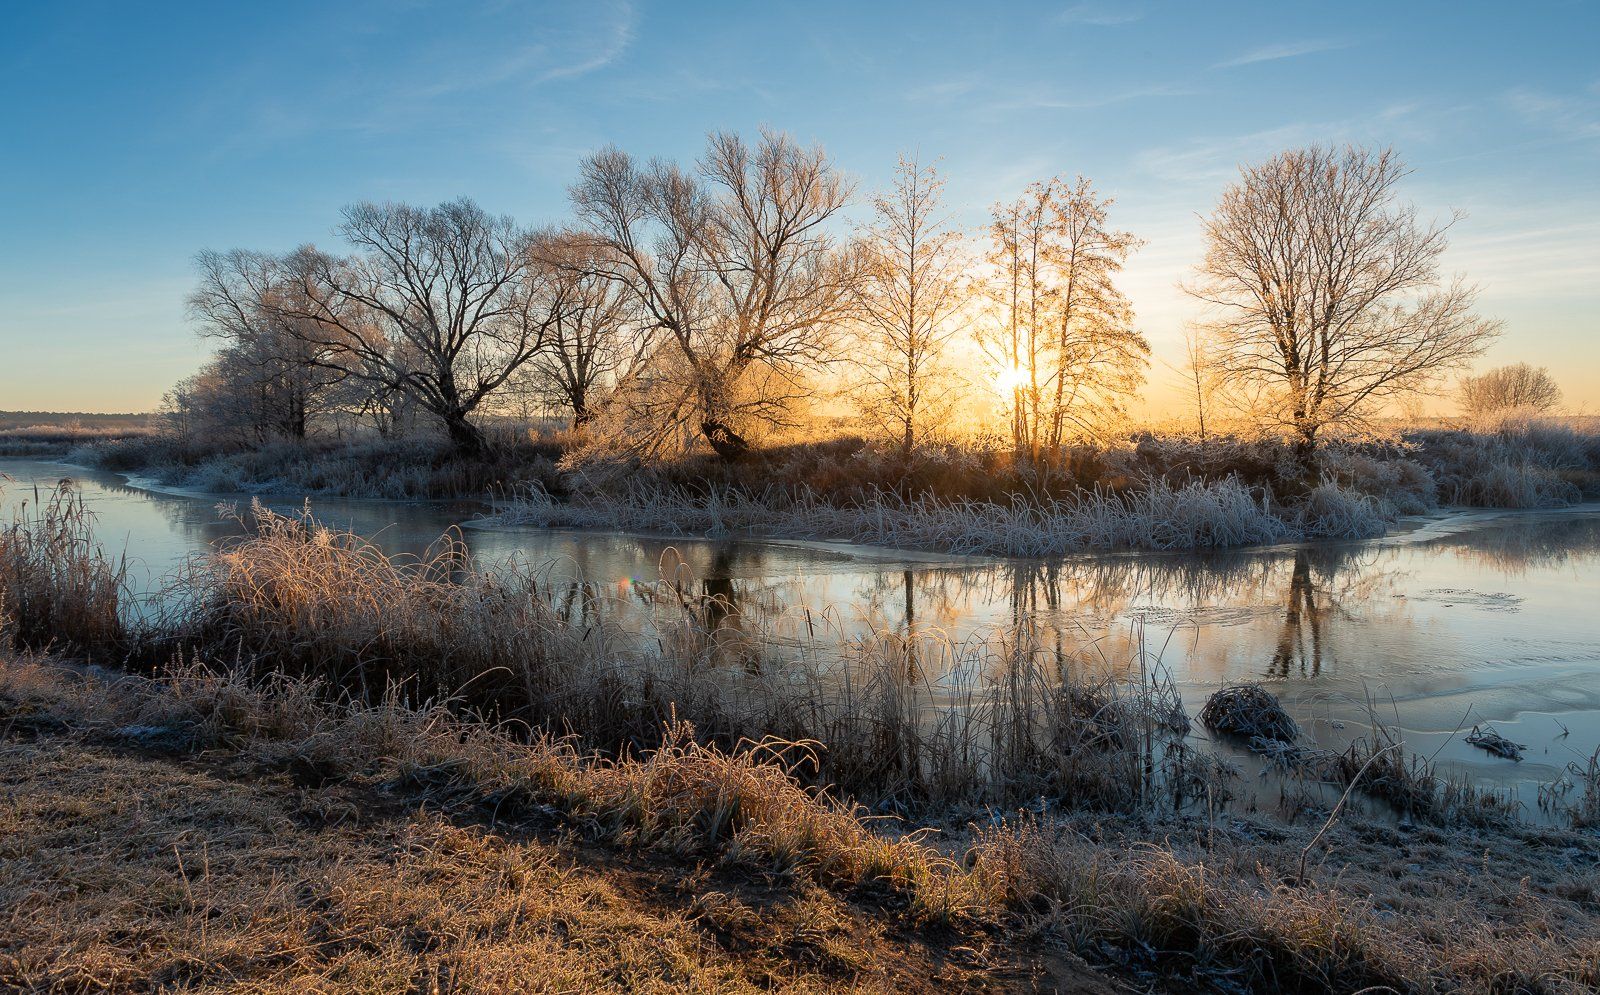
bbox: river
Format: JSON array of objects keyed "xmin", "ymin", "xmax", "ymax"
[{"xmin": 5, "ymin": 455, "xmax": 1599, "ymax": 818}]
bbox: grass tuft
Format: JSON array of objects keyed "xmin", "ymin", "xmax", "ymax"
[{"xmin": 1199, "ymin": 683, "xmax": 1300, "ymax": 744}]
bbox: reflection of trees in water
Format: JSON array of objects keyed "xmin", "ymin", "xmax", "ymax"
[
  {"xmin": 876, "ymin": 543, "xmax": 1414, "ymax": 683},
  {"xmin": 1259, "ymin": 544, "xmax": 1420, "ymax": 677},
  {"xmin": 1270, "ymin": 552, "xmax": 1326, "ymax": 677},
  {"xmin": 1436, "ymin": 515, "xmax": 1600, "ymax": 577},
  {"xmin": 546, "ymin": 579, "xmax": 607, "ymax": 630},
  {"xmin": 649, "ymin": 544, "xmax": 798, "ymax": 672}
]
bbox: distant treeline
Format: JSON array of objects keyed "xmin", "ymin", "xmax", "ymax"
[{"xmin": 0, "ymin": 412, "xmax": 150, "ymax": 431}]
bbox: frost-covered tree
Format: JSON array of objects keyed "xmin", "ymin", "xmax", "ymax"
[{"xmin": 1188, "ymin": 145, "xmax": 1500, "ymax": 466}]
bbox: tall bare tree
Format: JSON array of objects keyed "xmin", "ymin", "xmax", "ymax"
[
  {"xmin": 985, "ymin": 176, "xmax": 1147, "ymax": 461},
  {"xmin": 853, "ymin": 155, "xmax": 968, "ymax": 456},
  {"xmin": 570, "ymin": 129, "xmax": 858, "ymax": 459},
  {"xmin": 273, "ymin": 198, "xmax": 574, "ymax": 456},
  {"xmin": 986, "ymin": 185, "xmax": 1049, "ymax": 451},
  {"xmin": 1457, "ymin": 362, "xmax": 1563, "ymax": 417},
  {"xmin": 1187, "ymin": 145, "xmax": 1501, "ymax": 468},
  {"xmin": 517, "ymin": 234, "xmax": 632, "ymax": 429}
]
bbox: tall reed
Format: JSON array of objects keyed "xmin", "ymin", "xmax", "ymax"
[{"xmin": 0, "ymin": 481, "xmax": 129, "ymax": 657}]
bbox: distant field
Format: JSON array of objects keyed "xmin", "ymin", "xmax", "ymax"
[{"xmin": 0, "ymin": 411, "xmax": 155, "ymax": 457}]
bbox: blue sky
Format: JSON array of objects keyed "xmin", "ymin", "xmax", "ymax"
[{"xmin": 3, "ymin": 0, "xmax": 1597, "ymax": 413}]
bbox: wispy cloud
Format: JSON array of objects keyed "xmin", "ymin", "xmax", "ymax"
[
  {"xmin": 987, "ymin": 82, "xmax": 1192, "ymax": 112},
  {"xmin": 416, "ymin": 0, "xmax": 636, "ymax": 96},
  {"xmin": 1134, "ymin": 123, "xmax": 1315, "ymax": 185},
  {"xmin": 1502, "ymin": 85, "xmax": 1600, "ymax": 143},
  {"xmin": 1213, "ymin": 39, "xmax": 1349, "ymax": 69},
  {"xmin": 200, "ymin": 1, "xmax": 637, "ymax": 162},
  {"xmin": 1057, "ymin": 3, "xmax": 1143, "ymax": 26},
  {"xmin": 904, "ymin": 77, "xmax": 980, "ymax": 103},
  {"xmin": 1442, "ymin": 214, "xmax": 1600, "ymax": 300},
  {"xmin": 537, "ymin": 2, "xmax": 636, "ymax": 82},
  {"xmin": 1132, "ymin": 102, "xmax": 1436, "ymax": 187}
]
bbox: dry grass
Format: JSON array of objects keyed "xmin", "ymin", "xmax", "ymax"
[
  {"xmin": 0, "ymin": 482, "xmax": 130, "ymax": 658},
  {"xmin": 967, "ymin": 815, "xmax": 1600, "ymax": 994},
  {"xmin": 0, "ymin": 688, "xmax": 1021, "ymax": 992},
  {"xmin": 494, "ymin": 475, "xmax": 1347, "ymax": 556},
  {"xmin": 1540, "ymin": 747, "xmax": 1600, "ymax": 830},
  {"xmin": 3, "ymin": 654, "xmax": 1598, "ymax": 994},
  {"xmin": 552, "ymin": 421, "xmax": 1600, "ymax": 551},
  {"xmin": 1333, "ymin": 721, "xmax": 1524, "ymax": 830},
  {"xmin": 75, "ymin": 433, "xmax": 565, "ymax": 500},
  {"xmin": 1198, "ymin": 683, "xmax": 1300, "ymax": 744},
  {"xmin": 0, "ymin": 414, "xmax": 155, "ymax": 457}
]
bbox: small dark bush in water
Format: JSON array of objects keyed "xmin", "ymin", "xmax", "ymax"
[
  {"xmin": 1466, "ymin": 724, "xmax": 1525, "ymax": 761},
  {"xmin": 1199, "ymin": 684, "xmax": 1299, "ymax": 744}
]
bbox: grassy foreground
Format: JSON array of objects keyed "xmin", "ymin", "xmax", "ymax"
[
  {"xmin": 2, "ymin": 653, "xmax": 1598, "ymax": 994},
  {"xmin": 0, "ymin": 656, "xmax": 1106, "ymax": 994}
]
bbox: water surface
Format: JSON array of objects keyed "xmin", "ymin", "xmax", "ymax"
[{"xmin": 6, "ymin": 456, "xmax": 1598, "ymax": 817}]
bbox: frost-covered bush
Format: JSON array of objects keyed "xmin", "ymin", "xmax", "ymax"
[
  {"xmin": 1320, "ymin": 449, "xmax": 1438, "ymax": 515},
  {"xmin": 1294, "ymin": 482, "xmax": 1391, "ymax": 539}
]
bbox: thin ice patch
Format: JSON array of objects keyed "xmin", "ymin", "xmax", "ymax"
[{"xmin": 1415, "ymin": 588, "xmax": 1524, "ymax": 612}]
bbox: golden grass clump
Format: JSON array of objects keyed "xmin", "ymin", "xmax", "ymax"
[
  {"xmin": 0, "ymin": 720, "xmax": 965, "ymax": 992},
  {"xmin": 0, "ymin": 481, "xmax": 129, "ymax": 658}
]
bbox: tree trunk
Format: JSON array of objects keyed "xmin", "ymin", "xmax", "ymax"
[
  {"xmin": 289, "ymin": 392, "xmax": 307, "ymax": 440},
  {"xmin": 1293, "ymin": 425, "xmax": 1319, "ymax": 483},
  {"xmin": 570, "ymin": 384, "xmax": 591, "ymax": 430},
  {"xmin": 701, "ymin": 419, "xmax": 752, "ymax": 461},
  {"xmin": 444, "ymin": 412, "xmax": 487, "ymax": 458}
]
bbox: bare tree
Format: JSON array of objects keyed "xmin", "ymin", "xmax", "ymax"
[
  {"xmin": 517, "ymin": 234, "xmax": 632, "ymax": 429},
  {"xmin": 986, "ymin": 186, "xmax": 1049, "ymax": 452},
  {"xmin": 984, "ymin": 176, "xmax": 1147, "ymax": 461},
  {"xmin": 1457, "ymin": 362, "xmax": 1563, "ymax": 417},
  {"xmin": 273, "ymin": 198, "xmax": 574, "ymax": 456},
  {"xmin": 852, "ymin": 155, "xmax": 968, "ymax": 456},
  {"xmin": 1170, "ymin": 328, "xmax": 1220, "ymax": 439},
  {"xmin": 1187, "ymin": 145, "xmax": 1501, "ymax": 468},
  {"xmin": 155, "ymin": 353, "xmax": 289, "ymax": 448},
  {"xmin": 188, "ymin": 249, "xmax": 346, "ymax": 440},
  {"xmin": 570, "ymin": 129, "xmax": 858, "ymax": 460}
]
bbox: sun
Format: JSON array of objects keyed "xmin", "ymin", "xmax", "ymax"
[{"xmin": 993, "ymin": 363, "xmax": 1030, "ymax": 395}]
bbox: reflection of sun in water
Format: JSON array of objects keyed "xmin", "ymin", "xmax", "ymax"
[{"xmin": 994, "ymin": 363, "xmax": 1030, "ymax": 395}]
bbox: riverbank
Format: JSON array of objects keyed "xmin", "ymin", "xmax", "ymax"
[
  {"xmin": 0, "ymin": 412, "xmax": 155, "ymax": 459},
  {"xmin": 68, "ymin": 420, "xmax": 1600, "ymax": 557},
  {"xmin": 0, "ymin": 655, "xmax": 1100, "ymax": 995}
]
